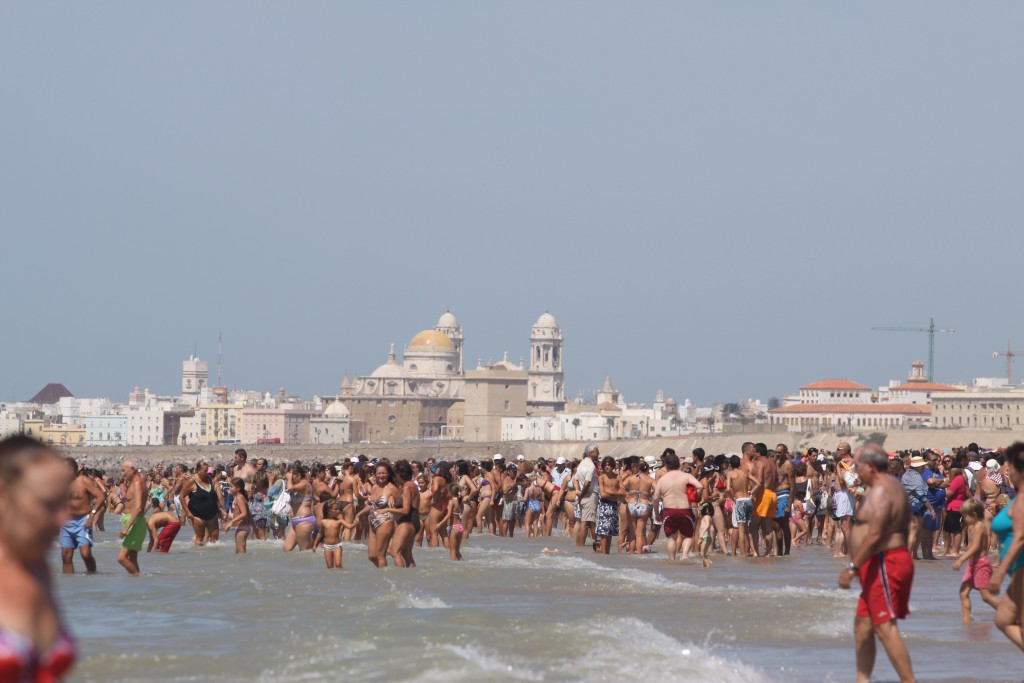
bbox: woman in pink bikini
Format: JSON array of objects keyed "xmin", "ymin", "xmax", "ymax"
[{"xmin": 0, "ymin": 435, "xmax": 77, "ymax": 682}]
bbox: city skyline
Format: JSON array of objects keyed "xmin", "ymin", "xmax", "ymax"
[
  {"xmin": 3, "ymin": 314, "xmax": 1018, "ymax": 408},
  {"xmin": 2, "ymin": 4, "xmax": 1022, "ymax": 405}
]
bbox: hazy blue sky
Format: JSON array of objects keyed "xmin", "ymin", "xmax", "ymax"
[{"xmin": 2, "ymin": 3, "xmax": 1022, "ymax": 406}]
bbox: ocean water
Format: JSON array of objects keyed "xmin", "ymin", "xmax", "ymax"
[{"xmin": 55, "ymin": 528, "xmax": 1020, "ymax": 683}]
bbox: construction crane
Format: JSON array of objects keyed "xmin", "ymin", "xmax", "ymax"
[
  {"xmin": 993, "ymin": 341, "xmax": 1018, "ymax": 385},
  {"xmin": 872, "ymin": 317, "xmax": 956, "ymax": 382}
]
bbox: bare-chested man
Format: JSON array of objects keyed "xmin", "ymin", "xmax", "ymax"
[
  {"xmin": 726, "ymin": 451, "xmax": 753, "ymax": 557},
  {"xmin": 60, "ymin": 458, "xmax": 107, "ymax": 573},
  {"xmin": 750, "ymin": 442, "xmax": 780, "ymax": 557},
  {"xmin": 118, "ymin": 459, "xmax": 148, "ymax": 576},
  {"xmin": 652, "ymin": 452, "xmax": 703, "ymax": 561},
  {"xmin": 837, "ymin": 443, "xmax": 917, "ymax": 683},
  {"xmin": 774, "ymin": 444, "xmax": 795, "ymax": 556},
  {"xmin": 232, "ymin": 449, "xmax": 257, "ymax": 484}
]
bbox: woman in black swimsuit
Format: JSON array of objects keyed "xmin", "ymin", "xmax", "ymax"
[
  {"xmin": 384, "ymin": 460, "xmax": 419, "ymax": 568},
  {"xmin": 181, "ymin": 461, "xmax": 224, "ymax": 547}
]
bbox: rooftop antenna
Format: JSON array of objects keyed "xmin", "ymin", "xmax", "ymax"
[{"xmin": 218, "ymin": 331, "xmax": 223, "ymax": 386}]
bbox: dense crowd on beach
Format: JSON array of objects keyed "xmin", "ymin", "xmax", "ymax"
[{"xmin": 0, "ymin": 434, "xmax": 1021, "ymax": 682}]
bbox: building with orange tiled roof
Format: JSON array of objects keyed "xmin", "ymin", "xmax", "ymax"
[
  {"xmin": 877, "ymin": 361, "xmax": 966, "ymax": 405},
  {"xmin": 784, "ymin": 378, "xmax": 873, "ymax": 407}
]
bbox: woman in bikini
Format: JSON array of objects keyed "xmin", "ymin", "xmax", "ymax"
[
  {"xmin": 366, "ymin": 463, "xmax": 400, "ymax": 568},
  {"xmin": 475, "ymin": 461, "xmax": 496, "ymax": 535},
  {"xmin": 435, "ymin": 483, "xmax": 465, "ymax": 561},
  {"xmin": 180, "ymin": 461, "xmax": 224, "ymax": 547},
  {"xmin": 624, "ymin": 460, "xmax": 655, "ymax": 554},
  {"xmin": 283, "ymin": 464, "xmax": 316, "ymax": 552},
  {"xmin": 383, "ymin": 460, "xmax": 420, "ymax": 568},
  {"xmin": 456, "ymin": 461, "xmax": 478, "ymax": 538},
  {"xmin": 425, "ymin": 463, "xmax": 451, "ymax": 548},
  {"xmin": 524, "ymin": 475, "xmax": 544, "ymax": 538},
  {"xmin": 222, "ymin": 478, "xmax": 255, "ymax": 554},
  {"xmin": 0, "ymin": 436, "xmax": 76, "ymax": 683}
]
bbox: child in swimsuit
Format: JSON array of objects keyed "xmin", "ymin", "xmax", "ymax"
[
  {"xmin": 314, "ymin": 500, "xmax": 357, "ymax": 569},
  {"xmin": 952, "ymin": 499, "xmax": 1000, "ymax": 622},
  {"xmin": 436, "ymin": 484, "xmax": 464, "ymax": 561},
  {"xmin": 791, "ymin": 498, "xmax": 809, "ymax": 547},
  {"xmin": 697, "ymin": 503, "xmax": 714, "ymax": 568}
]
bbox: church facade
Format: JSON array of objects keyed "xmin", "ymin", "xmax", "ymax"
[{"xmin": 328, "ymin": 311, "xmax": 564, "ymax": 442}]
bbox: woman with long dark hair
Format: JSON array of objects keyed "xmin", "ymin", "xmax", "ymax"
[
  {"xmin": 284, "ymin": 464, "xmax": 316, "ymax": 552},
  {"xmin": 991, "ymin": 441, "xmax": 1024, "ymax": 650},
  {"xmin": 384, "ymin": 460, "xmax": 420, "ymax": 568}
]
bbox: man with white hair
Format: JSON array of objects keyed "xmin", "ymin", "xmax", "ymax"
[
  {"xmin": 117, "ymin": 459, "xmax": 147, "ymax": 576},
  {"xmin": 838, "ymin": 443, "xmax": 917, "ymax": 683},
  {"xmin": 544, "ymin": 456, "xmax": 571, "ymax": 535},
  {"xmin": 574, "ymin": 445, "xmax": 600, "ymax": 546}
]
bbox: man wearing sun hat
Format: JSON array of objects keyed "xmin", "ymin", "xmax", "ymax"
[
  {"xmin": 901, "ymin": 454, "xmax": 934, "ymax": 560},
  {"xmin": 574, "ymin": 444, "xmax": 600, "ymax": 546}
]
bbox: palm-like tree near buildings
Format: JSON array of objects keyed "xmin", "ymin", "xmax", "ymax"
[
  {"xmin": 572, "ymin": 418, "xmax": 581, "ymax": 440},
  {"xmin": 606, "ymin": 416, "xmax": 615, "ymax": 439}
]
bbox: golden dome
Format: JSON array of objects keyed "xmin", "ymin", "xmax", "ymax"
[{"xmin": 408, "ymin": 330, "xmax": 455, "ymax": 350}]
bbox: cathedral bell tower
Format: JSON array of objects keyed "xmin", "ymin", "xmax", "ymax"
[{"xmin": 527, "ymin": 311, "xmax": 565, "ymax": 412}]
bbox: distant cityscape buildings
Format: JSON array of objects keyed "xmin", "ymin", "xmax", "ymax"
[{"xmin": 2, "ymin": 322, "xmax": 1022, "ymax": 447}]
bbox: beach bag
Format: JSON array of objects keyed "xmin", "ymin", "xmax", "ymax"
[{"xmin": 271, "ymin": 490, "xmax": 291, "ymax": 517}]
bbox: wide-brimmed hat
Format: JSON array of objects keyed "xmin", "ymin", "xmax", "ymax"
[{"xmin": 909, "ymin": 455, "xmax": 926, "ymax": 467}]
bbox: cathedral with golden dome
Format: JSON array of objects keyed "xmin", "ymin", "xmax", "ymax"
[{"xmin": 333, "ymin": 311, "xmax": 564, "ymax": 442}]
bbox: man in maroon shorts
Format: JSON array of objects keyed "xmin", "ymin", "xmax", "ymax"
[
  {"xmin": 653, "ymin": 452, "xmax": 703, "ymax": 562},
  {"xmin": 838, "ymin": 443, "xmax": 917, "ymax": 683}
]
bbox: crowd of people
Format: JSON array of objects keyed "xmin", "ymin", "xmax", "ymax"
[{"xmin": 0, "ymin": 433, "xmax": 1021, "ymax": 682}]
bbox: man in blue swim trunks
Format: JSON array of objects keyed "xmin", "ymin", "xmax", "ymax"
[
  {"xmin": 61, "ymin": 458, "xmax": 107, "ymax": 574},
  {"xmin": 774, "ymin": 444, "xmax": 794, "ymax": 556}
]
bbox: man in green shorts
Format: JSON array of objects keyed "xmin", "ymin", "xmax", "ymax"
[{"xmin": 118, "ymin": 459, "xmax": 147, "ymax": 576}]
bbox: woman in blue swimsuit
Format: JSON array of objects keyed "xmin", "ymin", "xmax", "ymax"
[{"xmin": 991, "ymin": 441, "xmax": 1024, "ymax": 651}]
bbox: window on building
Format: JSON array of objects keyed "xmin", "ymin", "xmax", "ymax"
[{"xmin": 504, "ymin": 400, "xmax": 510, "ymax": 410}]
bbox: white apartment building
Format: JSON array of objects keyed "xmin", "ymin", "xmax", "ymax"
[
  {"xmin": 57, "ymin": 397, "xmax": 112, "ymax": 425},
  {"xmin": 502, "ymin": 413, "xmax": 612, "ymax": 442},
  {"xmin": 85, "ymin": 414, "xmax": 128, "ymax": 446},
  {"xmin": 127, "ymin": 405, "xmax": 166, "ymax": 446},
  {"xmin": 0, "ymin": 412, "xmax": 21, "ymax": 438}
]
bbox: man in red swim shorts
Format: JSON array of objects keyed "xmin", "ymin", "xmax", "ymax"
[
  {"xmin": 838, "ymin": 443, "xmax": 917, "ymax": 683},
  {"xmin": 147, "ymin": 510, "xmax": 182, "ymax": 553},
  {"xmin": 652, "ymin": 452, "xmax": 702, "ymax": 562}
]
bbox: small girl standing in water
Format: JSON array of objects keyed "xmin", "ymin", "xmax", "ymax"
[
  {"xmin": 313, "ymin": 500, "xmax": 357, "ymax": 569},
  {"xmin": 435, "ymin": 484, "xmax": 464, "ymax": 561},
  {"xmin": 222, "ymin": 478, "xmax": 255, "ymax": 554},
  {"xmin": 791, "ymin": 497, "xmax": 809, "ymax": 547},
  {"xmin": 697, "ymin": 503, "xmax": 715, "ymax": 568},
  {"xmin": 952, "ymin": 499, "xmax": 1000, "ymax": 622}
]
